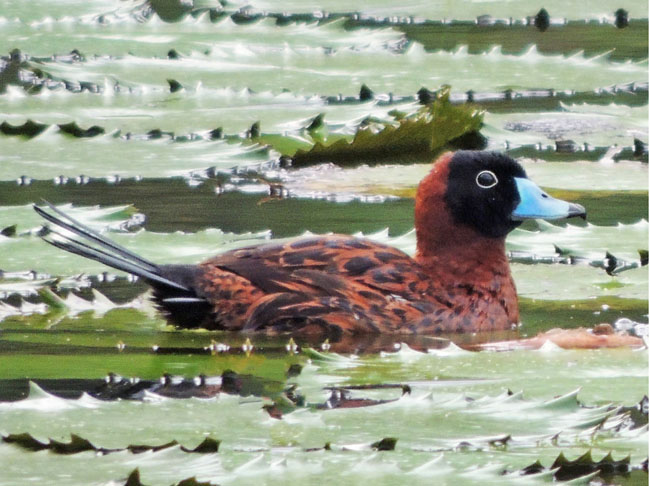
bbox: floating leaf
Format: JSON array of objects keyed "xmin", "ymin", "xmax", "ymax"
[
  {"xmin": 370, "ymin": 437, "xmax": 398, "ymax": 451},
  {"xmin": 359, "ymin": 84, "xmax": 374, "ymax": 101},
  {"xmin": 2, "ymin": 433, "xmax": 113, "ymax": 454},
  {"xmin": 315, "ymin": 386, "xmax": 404, "ymax": 410},
  {"xmin": 512, "ymin": 451, "xmax": 639, "ymax": 481},
  {"xmin": 58, "ymin": 122, "xmax": 105, "ymax": 138},
  {"xmin": 168, "ymin": 79, "xmax": 183, "ymax": 93},
  {"xmin": 0, "ymin": 4, "xmax": 646, "ymax": 486},
  {"xmin": 534, "ymin": 8, "xmax": 550, "ymax": 32},
  {"xmin": 181, "ymin": 437, "xmax": 221, "ymax": 454},
  {"xmin": 49, "ymin": 433, "xmax": 97, "ymax": 454},
  {"xmin": 520, "ymin": 460, "xmax": 545, "ymax": 475},
  {"xmin": 175, "ymin": 478, "xmax": 217, "ymax": 486},
  {"xmin": 126, "ymin": 441, "xmax": 179, "ymax": 454},
  {"xmin": 2, "ymin": 432, "xmax": 222, "ymax": 456},
  {"xmin": 0, "ymin": 224, "xmax": 16, "ymax": 237},
  {"xmin": 2, "ymin": 433, "xmax": 49, "ymax": 451},
  {"xmin": 125, "ymin": 469, "xmax": 143, "ymax": 486},
  {"xmin": 291, "ymin": 89, "xmax": 483, "ymax": 167},
  {"xmin": 615, "ymin": 8, "xmax": 629, "ymax": 29},
  {"xmin": 487, "ymin": 434, "xmax": 511, "ymax": 448},
  {"xmin": 0, "ymin": 120, "xmax": 48, "ymax": 138},
  {"xmin": 616, "ymin": 395, "xmax": 649, "ymax": 429},
  {"xmin": 551, "ymin": 450, "xmax": 631, "ymax": 481},
  {"xmin": 398, "ymin": 18, "xmax": 648, "ymax": 61},
  {"xmin": 121, "ymin": 467, "xmax": 219, "ymax": 486}
]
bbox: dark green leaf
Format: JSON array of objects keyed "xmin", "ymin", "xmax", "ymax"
[
  {"xmin": 181, "ymin": 438, "xmax": 221, "ymax": 454},
  {"xmin": 58, "ymin": 122, "xmax": 105, "ymax": 138},
  {"xmin": 371, "ymin": 437, "xmax": 397, "ymax": 451}
]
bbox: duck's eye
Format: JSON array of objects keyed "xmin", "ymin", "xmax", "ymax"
[{"xmin": 476, "ymin": 170, "xmax": 498, "ymax": 189}]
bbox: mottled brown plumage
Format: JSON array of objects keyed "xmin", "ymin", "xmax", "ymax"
[
  {"xmin": 192, "ymin": 232, "xmax": 515, "ymax": 337},
  {"xmin": 185, "ymin": 153, "xmax": 521, "ymax": 336},
  {"xmin": 36, "ymin": 151, "xmax": 586, "ymax": 338}
]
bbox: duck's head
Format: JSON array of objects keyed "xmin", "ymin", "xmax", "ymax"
[{"xmin": 415, "ymin": 151, "xmax": 586, "ymax": 251}]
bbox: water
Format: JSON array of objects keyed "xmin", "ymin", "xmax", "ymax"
[{"xmin": 0, "ymin": 1, "xmax": 647, "ymax": 485}]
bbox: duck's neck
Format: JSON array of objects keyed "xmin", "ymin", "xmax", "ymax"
[
  {"xmin": 413, "ymin": 155, "xmax": 519, "ymax": 328},
  {"xmin": 414, "ymin": 153, "xmax": 515, "ymax": 292},
  {"xmin": 415, "ymin": 223, "xmax": 519, "ymax": 330},
  {"xmin": 415, "ymin": 228, "xmax": 512, "ymax": 294}
]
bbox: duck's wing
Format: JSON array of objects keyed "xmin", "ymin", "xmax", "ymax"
[
  {"xmin": 191, "ymin": 235, "xmax": 435, "ymax": 334},
  {"xmin": 199, "ymin": 235, "xmax": 427, "ymax": 298}
]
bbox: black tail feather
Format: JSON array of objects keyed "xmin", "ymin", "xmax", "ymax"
[
  {"xmin": 34, "ymin": 201, "xmax": 158, "ymax": 272},
  {"xmin": 35, "ymin": 202, "xmax": 219, "ymax": 329},
  {"xmin": 43, "ymin": 233, "xmax": 190, "ymax": 292},
  {"xmin": 35, "ymin": 202, "xmax": 190, "ymax": 292}
]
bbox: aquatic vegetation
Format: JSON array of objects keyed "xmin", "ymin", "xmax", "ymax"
[
  {"xmin": 0, "ymin": 0, "xmax": 647, "ymax": 484},
  {"xmin": 288, "ymin": 88, "xmax": 484, "ymax": 166}
]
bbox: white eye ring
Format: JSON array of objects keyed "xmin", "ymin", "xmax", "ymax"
[{"xmin": 476, "ymin": 170, "xmax": 498, "ymax": 189}]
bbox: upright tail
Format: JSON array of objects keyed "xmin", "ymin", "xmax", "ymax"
[
  {"xmin": 35, "ymin": 201, "xmax": 214, "ymax": 328},
  {"xmin": 34, "ymin": 201, "xmax": 189, "ymax": 292}
]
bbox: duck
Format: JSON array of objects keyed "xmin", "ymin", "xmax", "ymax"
[{"xmin": 35, "ymin": 151, "xmax": 586, "ymax": 339}]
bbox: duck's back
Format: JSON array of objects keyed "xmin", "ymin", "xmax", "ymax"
[{"xmin": 157, "ymin": 235, "xmax": 515, "ymax": 336}]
